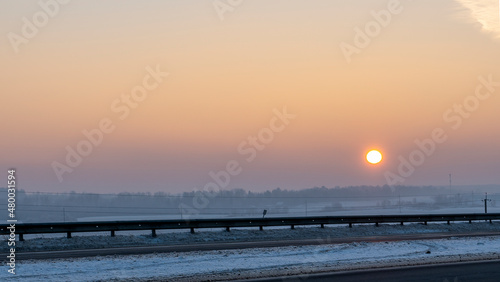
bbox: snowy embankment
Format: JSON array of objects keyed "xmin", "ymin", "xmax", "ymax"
[
  {"xmin": 3, "ymin": 221, "xmax": 500, "ymax": 252},
  {"xmin": 2, "ymin": 235, "xmax": 500, "ymax": 281}
]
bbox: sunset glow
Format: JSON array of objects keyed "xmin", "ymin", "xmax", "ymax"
[{"xmin": 0, "ymin": 0, "xmax": 499, "ymax": 193}]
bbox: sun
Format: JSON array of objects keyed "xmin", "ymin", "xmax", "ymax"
[{"xmin": 366, "ymin": 150, "xmax": 383, "ymax": 164}]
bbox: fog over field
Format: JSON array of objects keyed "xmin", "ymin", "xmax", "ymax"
[{"xmin": 1, "ymin": 185, "xmax": 498, "ymax": 223}]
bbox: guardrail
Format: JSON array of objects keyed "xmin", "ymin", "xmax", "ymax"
[{"xmin": 2, "ymin": 213, "xmax": 499, "ymax": 241}]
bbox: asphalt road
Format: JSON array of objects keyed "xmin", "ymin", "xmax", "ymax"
[
  {"xmin": 7, "ymin": 231, "xmax": 500, "ymax": 260},
  {"xmin": 244, "ymin": 260, "xmax": 500, "ymax": 282}
]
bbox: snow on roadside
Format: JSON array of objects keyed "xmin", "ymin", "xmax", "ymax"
[
  {"xmin": 2, "ymin": 221, "xmax": 499, "ymax": 252},
  {"xmin": 2, "ymin": 236, "xmax": 500, "ymax": 281}
]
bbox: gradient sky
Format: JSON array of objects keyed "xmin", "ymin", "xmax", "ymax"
[{"xmin": 1, "ymin": 0, "xmax": 499, "ymax": 193}]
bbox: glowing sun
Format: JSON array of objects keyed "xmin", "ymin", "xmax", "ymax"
[{"xmin": 366, "ymin": 150, "xmax": 383, "ymax": 164}]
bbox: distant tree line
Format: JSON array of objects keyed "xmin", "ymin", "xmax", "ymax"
[{"xmin": 0, "ymin": 185, "xmax": 497, "ymax": 222}]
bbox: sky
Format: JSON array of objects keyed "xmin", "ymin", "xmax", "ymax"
[{"xmin": 1, "ymin": 0, "xmax": 499, "ymax": 194}]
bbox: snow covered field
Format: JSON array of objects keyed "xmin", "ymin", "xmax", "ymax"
[
  {"xmin": 4, "ymin": 221, "xmax": 500, "ymax": 252},
  {"xmin": 75, "ymin": 206, "xmax": 500, "ymax": 222},
  {"xmin": 2, "ymin": 222, "xmax": 499, "ymax": 281},
  {"xmin": 2, "ymin": 235, "xmax": 500, "ymax": 281}
]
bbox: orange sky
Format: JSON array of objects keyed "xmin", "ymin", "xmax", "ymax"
[{"xmin": 1, "ymin": 0, "xmax": 499, "ymax": 193}]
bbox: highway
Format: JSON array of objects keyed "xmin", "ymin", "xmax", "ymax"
[
  {"xmin": 245, "ymin": 260, "xmax": 500, "ymax": 282},
  {"xmin": 9, "ymin": 231, "xmax": 500, "ymax": 260}
]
